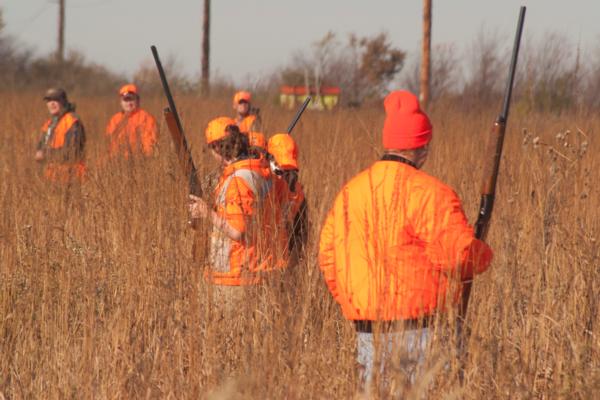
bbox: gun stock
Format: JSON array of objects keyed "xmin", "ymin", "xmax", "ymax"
[
  {"xmin": 473, "ymin": 117, "xmax": 506, "ymax": 240},
  {"xmin": 461, "ymin": 6, "xmax": 526, "ymax": 319},
  {"xmin": 164, "ymin": 108, "xmax": 202, "ymax": 197},
  {"xmin": 151, "ymin": 45, "xmax": 202, "ymax": 198}
]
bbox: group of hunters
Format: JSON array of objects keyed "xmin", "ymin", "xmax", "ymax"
[{"xmin": 36, "ymin": 85, "xmax": 493, "ymax": 391}]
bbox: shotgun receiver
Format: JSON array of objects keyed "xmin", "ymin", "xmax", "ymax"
[
  {"xmin": 151, "ymin": 45, "xmax": 202, "ymax": 197},
  {"xmin": 461, "ymin": 7, "xmax": 526, "ymax": 318}
]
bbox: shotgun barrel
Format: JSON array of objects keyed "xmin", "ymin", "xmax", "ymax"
[
  {"xmin": 286, "ymin": 96, "xmax": 311, "ymax": 134},
  {"xmin": 462, "ymin": 6, "xmax": 526, "ymax": 318},
  {"xmin": 151, "ymin": 45, "xmax": 202, "ymax": 197}
]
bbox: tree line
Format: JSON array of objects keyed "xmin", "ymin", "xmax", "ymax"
[{"xmin": 2, "ymin": 8, "xmax": 599, "ymax": 111}]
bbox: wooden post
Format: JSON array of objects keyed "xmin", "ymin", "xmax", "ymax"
[
  {"xmin": 57, "ymin": 0, "xmax": 65, "ymax": 62},
  {"xmin": 201, "ymin": 0, "xmax": 210, "ymax": 95},
  {"xmin": 420, "ymin": 0, "xmax": 432, "ymax": 108}
]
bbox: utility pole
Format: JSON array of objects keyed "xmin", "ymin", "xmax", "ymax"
[
  {"xmin": 420, "ymin": 0, "xmax": 432, "ymax": 108},
  {"xmin": 57, "ymin": 0, "xmax": 65, "ymax": 62},
  {"xmin": 201, "ymin": 0, "xmax": 210, "ymax": 95}
]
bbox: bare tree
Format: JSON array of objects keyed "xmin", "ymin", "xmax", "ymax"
[
  {"xmin": 134, "ymin": 56, "xmax": 192, "ymax": 95},
  {"xmin": 462, "ymin": 27, "xmax": 507, "ymax": 107},
  {"xmin": 420, "ymin": 0, "xmax": 432, "ymax": 108},
  {"xmin": 401, "ymin": 43, "xmax": 460, "ymax": 101},
  {"xmin": 356, "ymin": 33, "xmax": 405, "ymax": 101},
  {"xmin": 583, "ymin": 37, "xmax": 600, "ymax": 109},
  {"xmin": 522, "ymin": 32, "xmax": 578, "ymax": 111},
  {"xmin": 279, "ymin": 32, "xmax": 404, "ymax": 105}
]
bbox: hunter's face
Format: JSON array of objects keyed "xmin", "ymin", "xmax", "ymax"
[
  {"xmin": 236, "ymin": 101, "xmax": 250, "ymax": 116},
  {"xmin": 46, "ymin": 100, "xmax": 62, "ymax": 116},
  {"xmin": 121, "ymin": 96, "xmax": 138, "ymax": 113}
]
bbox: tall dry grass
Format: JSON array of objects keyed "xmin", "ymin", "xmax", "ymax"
[{"xmin": 0, "ymin": 92, "xmax": 598, "ymax": 399}]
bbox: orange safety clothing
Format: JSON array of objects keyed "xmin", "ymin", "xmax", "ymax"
[
  {"xmin": 233, "ymin": 91, "xmax": 251, "ymax": 105},
  {"xmin": 236, "ymin": 114, "xmax": 260, "ymax": 134},
  {"xmin": 206, "ymin": 158, "xmax": 288, "ymax": 286},
  {"xmin": 318, "ymin": 160, "xmax": 493, "ymax": 321},
  {"xmin": 268, "ymin": 133, "xmax": 299, "ymax": 170},
  {"xmin": 247, "ymin": 131, "xmax": 270, "ymax": 174},
  {"xmin": 205, "ymin": 117, "xmax": 236, "ymax": 144},
  {"xmin": 383, "ymin": 90, "xmax": 432, "ymax": 150},
  {"xmin": 268, "ymin": 133, "xmax": 306, "ymax": 254},
  {"xmin": 248, "ymin": 131, "xmax": 266, "ymax": 150},
  {"xmin": 38, "ymin": 111, "xmax": 86, "ymax": 183},
  {"xmin": 119, "ymin": 83, "xmax": 138, "ymax": 96},
  {"xmin": 105, "ymin": 108, "xmax": 158, "ymax": 157}
]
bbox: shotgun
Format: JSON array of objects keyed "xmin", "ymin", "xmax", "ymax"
[
  {"xmin": 151, "ymin": 45, "xmax": 202, "ymax": 198},
  {"xmin": 266, "ymin": 96, "xmax": 311, "ymax": 194},
  {"xmin": 286, "ymin": 96, "xmax": 311, "ymax": 134},
  {"xmin": 461, "ymin": 6, "xmax": 526, "ymax": 318}
]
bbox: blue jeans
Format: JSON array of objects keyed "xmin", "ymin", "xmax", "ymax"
[{"xmin": 356, "ymin": 327, "xmax": 430, "ymax": 389}]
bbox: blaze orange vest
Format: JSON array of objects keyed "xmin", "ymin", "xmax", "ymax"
[
  {"xmin": 205, "ymin": 158, "xmax": 288, "ymax": 286},
  {"xmin": 40, "ymin": 112, "xmax": 86, "ymax": 183},
  {"xmin": 236, "ymin": 115, "xmax": 258, "ymax": 134}
]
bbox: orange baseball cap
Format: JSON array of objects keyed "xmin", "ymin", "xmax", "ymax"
[
  {"xmin": 268, "ymin": 133, "xmax": 298, "ymax": 170},
  {"xmin": 233, "ymin": 91, "xmax": 251, "ymax": 105},
  {"xmin": 205, "ymin": 117, "xmax": 236, "ymax": 144},
  {"xmin": 248, "ymin": 132, "xmax": 266, "ymax": 150},
  {"xmin": 119, "ymin": 83, "xmax": 138, "ymax": 97}
]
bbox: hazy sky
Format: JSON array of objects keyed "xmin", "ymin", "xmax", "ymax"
[{"xmin": 3, "ymin": 1, "xmax": 599, "ymax": 83}]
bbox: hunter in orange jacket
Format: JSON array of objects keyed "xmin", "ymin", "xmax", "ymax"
[
  {"xmin": 189, "ymin": 117, "xmax": 287, "ymax": 286},
  {"xmin": 233, "ymin": 91, "xmax": 261, "ymax": 133},
  {"xmin": 105, "ymin": 84, "xmax": 158, "ymax": 158},
  {"xmin": 318, "ymin": 90, "xmax": 492, "ymax": 387},
  {"xmin": 318, "ymin": 91, "xmax": 492, "ymax": 322},
  {"xmin": 35, "ymin": 88, "xmax": 86, "ymax": 183},
  {"xmin": 268, "ymin": 133, "xmax": 308, "ymax": 257}
]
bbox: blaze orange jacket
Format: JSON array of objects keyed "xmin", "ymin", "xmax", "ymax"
[
  {"xmin": 318, "ymin": 160, "xmax": 493, "ymax": 321},
  {"xmin": 105, "ymin": 108, "xmax": 158, "ymax": 157},
  {"xmin": 206, "ymin": 158, "xmax": 288, "ymax": 286},
  {"xmin": 236, "ymin": 114, "xmax": 261, "ymax": 134},
  {"xmin": 38, "ymin": 111, "xmax": 86, "ymax": 182}
]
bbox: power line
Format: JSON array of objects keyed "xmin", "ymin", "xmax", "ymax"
[
  {"xmin": 69, "ymin": 0, "xmax": 117, "ymax": 9},
  {"xmin": 11, "ymin": 2, "xmax": 52, "ymax": 36}
]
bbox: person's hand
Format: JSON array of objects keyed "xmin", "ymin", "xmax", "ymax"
[
  {"xmin": 35, "ymin": 150, "xmax": 45, "ymax": 162},
  {"xmin": 189, "ymin": 194, "xmax": 210, "ymax": 219}
]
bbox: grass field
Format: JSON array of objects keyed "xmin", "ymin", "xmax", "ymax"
[{"xmin": 0, "ymin": 92, "xmax": 598, "ymax": 398}]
